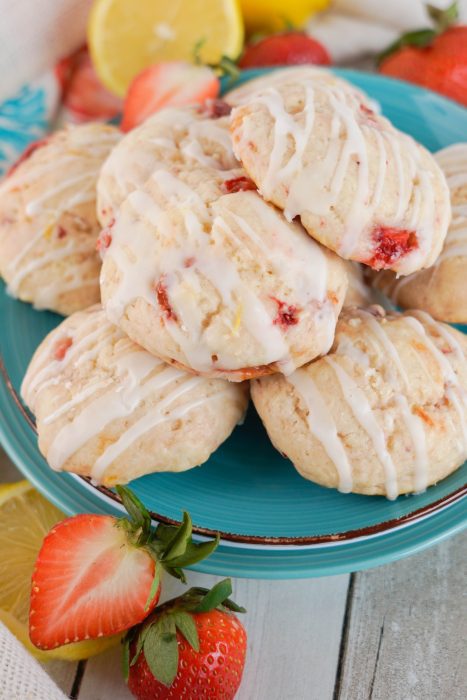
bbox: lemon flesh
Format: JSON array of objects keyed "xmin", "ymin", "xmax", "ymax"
[{"xmin": 88, "ymin": 0, "xmax": 244, "ymax": 96}]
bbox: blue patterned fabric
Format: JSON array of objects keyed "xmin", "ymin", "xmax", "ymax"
[{"xmin": 0, "ymin": 74, "xmax": 60, "ymax": 178}]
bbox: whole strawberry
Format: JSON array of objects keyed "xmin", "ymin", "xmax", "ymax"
[
  {"xmin": 239, "ymin": 31, "xmax": 331, "ymax": 69},
  {"xmin": 29, "ymin": 487, "xmax": 218, "ymax": 650},
  {"xmin": 379, "ymin": 2, "xmax": 467, "ymax": 107},
  {"xmin": 125, "ymin": 579, "xmax": 247, "ymax": 700}
]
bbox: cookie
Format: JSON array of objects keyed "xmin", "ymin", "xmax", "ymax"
[
  {"xmin": 225, "ymin": 65, "xmax": 368, "ymax": 107},
  {"xmin": 370, "ymin": 143, "xmax": 467, "ymax": 323},
  {"xmin": 97, "ymin": 104, "xmax": 237, "ymax": 227},
  {"xmin": 100, "ymin": 158, "xmax": 348, "ymax": 380},
  {"xmin": 21, "ymin": 305, "xmax": 248, "ymax": 486},
  {"xmin": 252, "ymin": 306, "xmax": 467, "ymax": 498},
  {"xmin": 230, "ymin": 70, "xmax": 451, "ymax": 274},
  {"xmin": 0, "ymin": 124, "xmax": 120, "ymax": 315}
]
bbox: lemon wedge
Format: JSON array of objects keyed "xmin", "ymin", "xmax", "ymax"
[
  {"xmin": 88, "ymin": 0, "xmax": 244, "ymax": 97},
  {"xmin": 0, "ymin": 481, "xmax": 120, "ymax": 661}
]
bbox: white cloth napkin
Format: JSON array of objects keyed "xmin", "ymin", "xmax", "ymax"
[
  {"xmin": 0, "ymin": 0, "xmax": 93, "ymax": 103},
  {"xmin": 0, "ymin": 622, "xmax": 68, "ymax": 700}
]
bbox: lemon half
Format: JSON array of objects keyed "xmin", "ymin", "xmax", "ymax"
[{"xmin": 88, "ymin": 0, "xmax": 244, "ymax": 97}]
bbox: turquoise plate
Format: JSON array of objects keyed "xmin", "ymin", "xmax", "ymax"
[{"xmin": 1, "ymin": 69, "xmax": 466, "ymax": 577}]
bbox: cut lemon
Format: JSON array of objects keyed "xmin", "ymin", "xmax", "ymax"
[
  {"xmin": 0, "ymin": 481, "xmax": 121, "ymax": 661},
  {"xmin": 88, "ymin": 0, "xmax": 244, "ymax": 97}
]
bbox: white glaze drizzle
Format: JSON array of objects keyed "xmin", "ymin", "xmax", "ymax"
[
  {"xmin": 403, "ymin": 314, "xmax": 467, "ymax": 450},
  {"xmin": 232, "ymin": 77, "xmax": 449, "ymax": 270},
  {"xmin": 326, "ymin": 356, "xmax": 398, "ymax": 499},
  {"xmin": 356, "ymin": 310, "xmax": 432, "ymax": 490},
  {"xmin": 287, "ymin": 370, "xmax": 353, "ymax": 492},
  {"xmin": 104, "ymin": 159, "xmax": 336, "ymax": 374},
  {"xmin": 393, "ymin": 393, "xmax": 429, "ymax": 492},
  {"xmin": 21, "ymin": 313, "xmax": 121, "ymax": 409},
  {"xmin": 26, "ymin": 307, "xmax": 243, "ymax": 482},
  {"xmin": 2, "ymin": 124, "xmax": 119, "ymax": 305},
  {"xmin": 46, "ymin": 351, "xmax": 168, "ymax": 471},
  {"xmin": 357, "ymin": 310, "xmax": 409, "ymax": 389},
  {"xmin": 6, "ymin": 241, "xmax": 94, "ymax": 297}
]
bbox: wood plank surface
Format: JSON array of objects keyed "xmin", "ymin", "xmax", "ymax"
[{"xmin": 335, "ymin": 532, "xmax": 467, "ymax": 700}]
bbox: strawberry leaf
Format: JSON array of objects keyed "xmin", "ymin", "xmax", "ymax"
[
  {"xmin": 193, "ymin": 578, "xmax": 233, "ymax": 613},
  {"xmin": 221, "ymin": 598, "xmax": 247, "ymax": 614},
  {"xmin": 377, "ymin": 29, "xmax": 437, "ymax": 65},
  {"xmin": 130, "ymin": 625, "xmax": 150, "ymax": 666},
  {"xmin": 122, "ymin": 638, "xmax": 130, "ymax": 682},
  {"xmin": 166, "ymin": 535, "xmax": 220, "ymax": 569},
  {"xmin": 144, "ymin": 566, "xmax": 161, "ymax": 612},
  {"xmin": 172, "ymin": 611, "xmax": 200, "ymax": 652},
  {"xmin": 162, "ymin": 564, "xmax": 187, "ymax": 584},
  {"xmin": 116, "ymin": 486, "xmax": 151, "ymax": 543},
  {"xmin": 427, "ymin": 1, "xmax": 458, "ymax": 31},
  {"xmin": 143, "ymin": 617, "xmax": 179, "ymax": 687},
  {"xmin": 160, "ymin": 512, "xmax": 192, "ymax": 562}
]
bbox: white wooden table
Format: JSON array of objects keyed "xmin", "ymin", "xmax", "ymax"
[{"xmin": 2, "ymin": 453, "xmax": 466, "ymax": 700}]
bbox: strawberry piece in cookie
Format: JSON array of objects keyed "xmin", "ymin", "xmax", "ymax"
[
  {"xmin": 201, "ymin": 98, "xmax": 232, "ymax": 118},
  {"xmin": 271, "ymin": 298, "xmax": 301, "ymax": 328},
  {"xmin": 222, "ymin": 176, "xmax": 257, "ymax": 193},
  {"xmin": 53, "ymin": 337, "xmax": 73, "ymax": 361},
  {"xmin": 154, "ymin": 279, "xmax": 178, "ymax": 322},
  {"xmin": 365, "ymin": 226, "xmax": 418, "ymax": 270}
]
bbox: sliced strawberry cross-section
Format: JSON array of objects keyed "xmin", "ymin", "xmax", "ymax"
[
  {"xmin": 121, "ymin": 61, "xmax": 220, "ymax": 132},
  {"xmin": 29, "ymin": 486, "xmax": 219, "ymax": 650},
  {"xmin": 365, "ymin": 226, "xmax": 418, "ymax": 270}
]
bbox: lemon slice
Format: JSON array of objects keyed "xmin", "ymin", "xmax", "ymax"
[
  {"xmin": 88, "ymin": 0, "xmax": 244, "ymax": 97},
  {"xmin": 0, "ymin": 481, "xmax": 121, "ymax": 661}
]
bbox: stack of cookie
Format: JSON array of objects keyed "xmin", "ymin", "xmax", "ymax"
[{"xmin": 2, "ymin": 67, "xmax": 467, "ymax": 499}]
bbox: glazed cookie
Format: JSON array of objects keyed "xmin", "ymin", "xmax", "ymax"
[
  {"xmin": 370, "ymin": 143, "xmax": 467, "ymax": 323},
  {"xmin": 252, "ymin": 306, "xmax": 467, "ymax": 498},
  {"xmin": 230, "ymin": 72, "xmax": 451, "ymax": 274},
  {"xmin": 225, "ymin": 65, "xmax": 368, "ymax": 107},
  {"xmin": 0, "ymin": 124, "xmax": 120, "ymax": 315},
  {"xmin": 97, "ymin": 104, "xmax": 237, "ymax": 227},
  {"xmin": 100, "ymin": 160, "xmax": 348, "ymax": 380},
  {"xmin": 21, "ymin": 305, "xmax": 248, "ymax": 486}
]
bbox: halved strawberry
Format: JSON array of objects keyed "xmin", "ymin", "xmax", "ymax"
[
  {"xmin": 121, "ymin": 61, "xmax": 220, "ymax": 132},
  {"xmin": 29, "ymin": 487, "xmax": 219, "ymax": 650}
]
